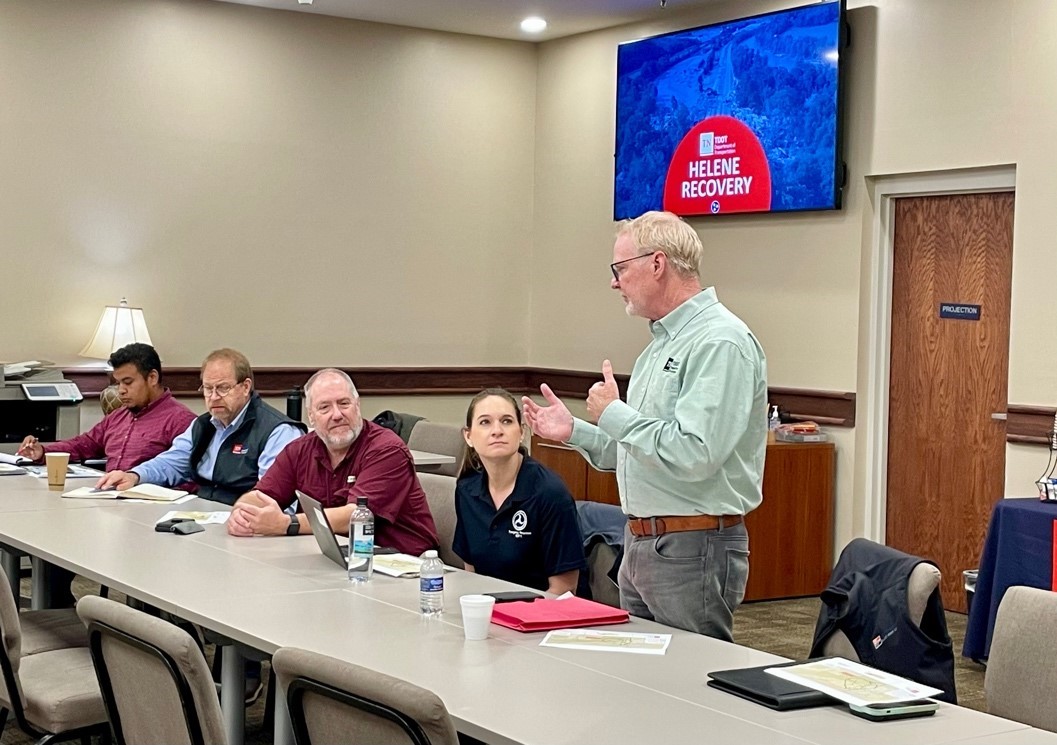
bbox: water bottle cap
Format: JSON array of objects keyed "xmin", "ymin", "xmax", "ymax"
[
  {"xmin": 423, "ymin": 550, "xmax": 438, "ymax": 559},
  {"xmin": 356, "ymin": 496, "xmax": 368, "ymax": 506}
]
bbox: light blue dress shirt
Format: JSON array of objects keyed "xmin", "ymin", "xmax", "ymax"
[
  {"xmin": 567, "ymin": 287, "xmax": 768, "ymax": 517},
  {"xmin": 131, "ymin": 401, "xmax": 302, "ymax": 487}
]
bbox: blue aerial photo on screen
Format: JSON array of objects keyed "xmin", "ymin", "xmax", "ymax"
[{"xmin": 614, "ymin": 2, "xmax": 841, "ymax": 219}]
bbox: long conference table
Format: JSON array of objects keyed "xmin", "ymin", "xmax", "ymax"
[{"xmin": 1, "ymin": 475, "xmax": 1055, "ymax": 745}]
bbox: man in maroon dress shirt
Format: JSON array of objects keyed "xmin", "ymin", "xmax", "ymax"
[
  {"xmin": 227, "ymin": 368, "xmax": 438, "ymax": 556},
  {"xmin": 16, "ymin": 343, "xmax": 195, "ymax": 607},
  {"xmin": 18, "ymin": 343, "xmax": 195, "ymax": 470}
]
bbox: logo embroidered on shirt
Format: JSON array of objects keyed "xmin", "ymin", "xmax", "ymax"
[
  {"xmin": 509, "ymin": 509, "xmax": 532, "ymax": 538},
  {"xmin": 872, "ymin": 626, "xmax": 897, "ymax": 649},
  {"xmin": 663, "ymin": 357, "xmax": 680, "ymax": 372},
  {"xmin": 231, "ymin": 444, "xmax": 246, "ymax": 455}
]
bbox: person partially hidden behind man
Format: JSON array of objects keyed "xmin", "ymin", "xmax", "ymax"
[
  {"xmin": 227, "ymin": 368, "xmax": 439, "ymax": 557},
  {"xmin": 17, "ymin": 342, "xmax": 197, "ymax": 608},
  {"xmin": 97, "ymin": 347, "xmax": 305, "ymax": 504}
]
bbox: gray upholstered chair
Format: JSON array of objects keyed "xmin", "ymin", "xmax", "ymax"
[
  {"xmin": 817, "ymin": 562, "xmax": 941, "ymax": 660},
  {"xmin": 984, "ymin": 585, "xmax": 1057, "ymax": 731},
  {"xmin": 272, "ymin": 647, "xmax": 459, "ymax": 745},
  {"xmin": 0, "ymin": 568, "xmax": 108, "ymax": 744},
  {"xmin": 585, "ymin": 542, "xmax": 621, "ymax": 608},
  {"xmin": 407, "ymin": 422, "xmax": 465, "ymax": 478},
  {"xmin": 76, "ymin": 594, "xmax": 227, "ymax": 745},
  {"xmin": 417, "ymin": 473, "xmax": 463, "ymax": 569}
]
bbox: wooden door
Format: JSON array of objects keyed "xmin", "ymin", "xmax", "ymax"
[{"xmin": 886, "ymin": 193, "xmax": 1014, "ymax": 614}]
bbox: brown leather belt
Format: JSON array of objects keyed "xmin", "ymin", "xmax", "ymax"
[{"xmin": 627, "ymin": 514, "xmax": 743, "ymax": 537}]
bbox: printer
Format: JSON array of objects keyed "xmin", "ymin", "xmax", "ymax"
[{"xmin": 0, "ymin": 362, "xmax": 82, "ymax": 455}]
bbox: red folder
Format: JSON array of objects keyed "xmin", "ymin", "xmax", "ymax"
[{"xmin": 490, "ymin": 597, "xmax": 629, "ymax": 632}]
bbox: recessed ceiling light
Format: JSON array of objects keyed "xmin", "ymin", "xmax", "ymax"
[{"xmin": 520, "ymin": 17, "xmax": 547, "ymax": 34}]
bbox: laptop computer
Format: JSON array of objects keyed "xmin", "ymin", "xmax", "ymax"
[
  {"xmin": 295, "ymin": 489, "xmax": 398, "ymax": 570},
  {"xmin": 706, "ymin": 661, "xmax": 834, "ymax": 711},
  {"xmin": 296, "ymin": 489, "xmax": 349, "ymax": 569}
]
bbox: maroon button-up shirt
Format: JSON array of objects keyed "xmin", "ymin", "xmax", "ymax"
[
  {"xmin": 255, "ymin": 421, "xmax": 439, "ymax": 556},
  {"xmin": 42, "ymin": 389, "xmax": 196, "ymax": 472}
]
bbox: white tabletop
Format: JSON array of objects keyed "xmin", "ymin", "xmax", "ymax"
[
  {"xmin": 0, "ymin": 481, "xmax": 1040, "ymax": 745},
  {"xmin": 0, "ymin": 474, "xmax": 109, "ymax": 512}
]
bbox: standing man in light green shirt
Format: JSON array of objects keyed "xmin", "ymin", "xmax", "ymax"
[{"xmin": 523, "ymin": 210, "xmax": 767, "ymax": 641}]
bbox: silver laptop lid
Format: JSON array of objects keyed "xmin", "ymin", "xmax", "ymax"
[{"xmin": 295, "ymin": 489, "xmax": 348, "ymax": 570}]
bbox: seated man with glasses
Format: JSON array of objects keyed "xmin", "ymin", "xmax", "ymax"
[
  {"xmin": 227, "ymin": 368, "xmax": 439, "ymax": 557},
  {"xmin": 97, "ymin": 347, "xmax": 305, "ymax": 504}
]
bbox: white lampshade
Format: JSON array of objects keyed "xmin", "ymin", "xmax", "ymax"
[{"xmin": 79, "ymin": 298, "xmax": 154, "ymax": 360}]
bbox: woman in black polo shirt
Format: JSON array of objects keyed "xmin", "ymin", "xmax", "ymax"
[{"xmin": 452, "ymin": 388, "xmax": 586, "ymax": 594}]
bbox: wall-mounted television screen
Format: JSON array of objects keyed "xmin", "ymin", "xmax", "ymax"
[{"xmin": 614, "ymin": 1, "xmax": 845, "ymax": 220}]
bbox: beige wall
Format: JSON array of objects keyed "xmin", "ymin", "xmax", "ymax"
[
  {"xmin": 8, "ymin": 0, "xmax": 1057, "ymax": 548},
  {"xmin": 1, "ymin": 0, "xmax": 537, "ymax": 368},
  {"xmin": 532, "ymin": 0, "xmax": 1057, "ymax": 548}
]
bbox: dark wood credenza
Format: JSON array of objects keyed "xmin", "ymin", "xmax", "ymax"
[{"xmin": 530, "ymin": 435, "xmax": 835, "ymax": 602}]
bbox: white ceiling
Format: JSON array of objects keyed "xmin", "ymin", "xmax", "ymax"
[{"xmin": 213, "ymin": 0, "xmax": 724, "ymax": 42}]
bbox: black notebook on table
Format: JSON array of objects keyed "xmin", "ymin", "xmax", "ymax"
[{"xmin": 707, "ymin": 661, "xmax": 834, "ymax": 711}]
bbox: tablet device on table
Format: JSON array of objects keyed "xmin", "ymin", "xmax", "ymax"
[{"xmin": 707, "ymin": 662, "xmax": 834, "ymax": 711}]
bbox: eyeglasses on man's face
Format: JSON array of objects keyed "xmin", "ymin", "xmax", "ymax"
[
  {"xmin": 610, "ymin": 252, "xmax": 658, "ymax": 282},
  {"xmin": 198, "ymin": 381, "xmax": 244, "ymax": 399}
]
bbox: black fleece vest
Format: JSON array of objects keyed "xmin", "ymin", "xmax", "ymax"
[
  {"xmin": 189, "ymin": 394, "xmax": 304, "ymax": 505},
  {"xmin": 809, "ymin": 538, "xmax": 957, "ymax": 703}
]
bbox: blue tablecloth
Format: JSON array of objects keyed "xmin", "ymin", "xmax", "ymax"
[{"xmin": 962, "ymin": 498, "xmax": 1057, "ymax": 661}]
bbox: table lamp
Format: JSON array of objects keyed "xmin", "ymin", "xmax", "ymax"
[{"xmin": 79, "ymin": 298, "xmax": 153, "ymax": 414}]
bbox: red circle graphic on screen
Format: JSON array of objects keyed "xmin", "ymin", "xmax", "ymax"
[{"xmin": 663, "ymin": 115, "xmax": 771, "ymax": 216}]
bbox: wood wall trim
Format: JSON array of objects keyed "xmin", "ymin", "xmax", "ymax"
[
  {"xmin": 64, "ymin": 365, "xmax": 852, "ymax": 428},
  {"xmin": 1007, "ymin": 405, "xmax": 1057, "ymax": 445},
  {"xmin": 767, "ymin": 387, "xmax": 856, "ymax": 427},
  {"xmin": 63, "ymin": 364, "xmax": 1057, "ymax": 444}
]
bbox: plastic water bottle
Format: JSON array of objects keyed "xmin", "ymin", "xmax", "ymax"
[
  {"xmin": 348, "ymin": 487, "xmax": 374, "ymax": 583},
  {"xmin": 419, "ymin": 549, "xmax": 444, "ymax": 615}
]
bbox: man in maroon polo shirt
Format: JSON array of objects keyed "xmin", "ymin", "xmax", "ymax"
[{"xmin": 227, "ymin": 368, "xmax": 438, "ymax": 556}]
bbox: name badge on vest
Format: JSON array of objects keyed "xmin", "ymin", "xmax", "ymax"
[{"xmin": 231, "ymin": 444, "xmax": 247, "ymax": 455}]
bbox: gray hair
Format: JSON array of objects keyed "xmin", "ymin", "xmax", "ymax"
[
  {"xmin": 616, "ymin": 211, "xmax": 702, "ymax": 279},
  {"xmin": 304, "ymin": 368, "xmax": 359, "ymax": 409}
]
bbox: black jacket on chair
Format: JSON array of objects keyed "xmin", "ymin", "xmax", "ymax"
[{"xmin": 809, "ymin": 538, "xmax": 957, "ymax": 703}]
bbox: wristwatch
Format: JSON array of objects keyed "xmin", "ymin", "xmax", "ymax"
[{"xmin": 286, "ymin": 514, "xmax": 300, "ymax": 536}]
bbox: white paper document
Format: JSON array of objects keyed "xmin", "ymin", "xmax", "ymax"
[
  {"xmin": 0, "ymin": 463, "xmax": 27, "ymax": 476},
  {"xmin": 24, "ymin": 464, "xmax": 101, "ymax": 479},
  {"xmin": 156, "ymin": 510, "xmax": 230, "ymax": 525},
  {"xmin": 765, "ymin": 657, "xmax": 944, "ymax": 707},
  {"xmin": 372, "ymin": 554, "xmax": 424, "ymax": 578},
  {"xmin": 539, "ymin": 629, "xmax": 672, "ymax": 655},
  {"xmin": 62, "ymin": 484, "xmax": 190, "ymax": 502},
  {"xmin": 0, "ymin": 453, "xmax": 30, "ymax": 466}
]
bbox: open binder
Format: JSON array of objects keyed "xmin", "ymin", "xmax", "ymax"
[{"xmin": 490, "ymin": 596, "xmax": 629, "ymax": 632}]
